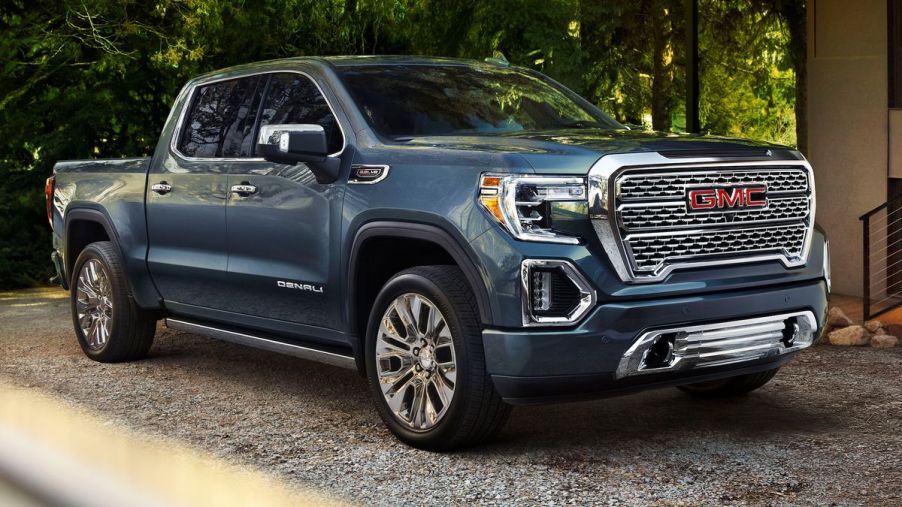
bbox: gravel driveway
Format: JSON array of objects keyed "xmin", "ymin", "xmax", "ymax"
[{"xmin": 1, "ymin": 288, "xmax": 900, "ymax": 505}]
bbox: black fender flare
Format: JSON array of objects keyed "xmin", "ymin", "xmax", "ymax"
[
  {"xmin": 63, "ymin": 206, "xmax": 125, "ymax": 278},
  {"xmin": 347, "ymin": 221, "xmax": 494, "ymax": 370}
]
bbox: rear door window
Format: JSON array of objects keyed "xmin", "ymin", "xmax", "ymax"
[
  {"xmin": 177, "ymin": 75, "xmax": 267, "ymax": 158},
  {"xmin": 259, "ymin": 73, "xmax": 344, "ymax": 154}
]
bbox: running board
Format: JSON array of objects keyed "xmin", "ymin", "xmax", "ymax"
[{"xmin": 164, "ymin": 318, "xmax": 356, "ymax": 369}]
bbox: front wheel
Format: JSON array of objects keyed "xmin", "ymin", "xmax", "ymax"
[
  {"xmin": 677, "ymin": 368, "xmax": 780, "ymax": 398},
  {"xmin": 365, "ymin": 266, "xmax": 510, "ymax": 451}
]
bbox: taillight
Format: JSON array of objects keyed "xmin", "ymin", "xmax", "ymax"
[{"xmin": 45, "ymin": 175, "xmax": 55, "ymax": 227}]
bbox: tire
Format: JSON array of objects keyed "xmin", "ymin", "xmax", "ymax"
[
  {"xmin": 70, "ymin": 241, "xmax": 156, "ymax": 362},
  {"xmin": 365, "ymin": 265, "xmax": 510, "ymax": 451},
  {"xmin": 677, "ymin": 368, "xmax": 780, "ymax": 398}
]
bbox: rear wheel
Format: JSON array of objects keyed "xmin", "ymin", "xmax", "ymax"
[
  {"xmin": 677, "ymin": 368, "xmax": 780, "ymax": 398},
  {"xmin": 365, "ymin": 266, "xmax": 510, "ymax": 451},
  {"xmin": 70, "ymin": 242, "xmax": 156, "ymax": 362}
]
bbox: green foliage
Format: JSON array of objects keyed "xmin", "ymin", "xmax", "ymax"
[{"xmin": 0, "ymin": 0, "xmax": 804, "ymax": 289}]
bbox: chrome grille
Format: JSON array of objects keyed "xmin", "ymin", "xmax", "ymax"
[
  {"xmin": 607, "ymin": 163, "xmax": 814, "ymax": 280},
  {"xmin": 617, "ymin": 167, "xmax": 809, "ymax": 200}
]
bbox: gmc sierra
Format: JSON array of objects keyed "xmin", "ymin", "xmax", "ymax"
[{"xmin": 48, "ymin": 56, "xmax": 829, "ymax": 451}]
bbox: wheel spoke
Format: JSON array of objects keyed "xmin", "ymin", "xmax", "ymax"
[
  {"xmin": 429, "ymin": 374, "xmax": 453, "ymax": 411},
  {"xmin": 392, "ymin": 296, "xmax": 419, "ymax": 340},
  {"xmin": 408, "ymin": 380, "xmax": 427, "ymax": 428},
  {"xmin": 439, "ymin": 365, "xmax": 456, "ymax": 387},
  {"xmin": 77, "ymin": 276, "xmax": 98, "ymax": 301},
  {"xmin": 378, "ymin": 320, "xmax": 411, "ymax": 352}
]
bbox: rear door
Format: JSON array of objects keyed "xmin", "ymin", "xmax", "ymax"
[
  {"xmin": 221, "ymin": 72, "xmax": 348, "ymax": 332},
  {"xmin": 146, "ymin": 74, "xmax": 267, "ymax": 313}
]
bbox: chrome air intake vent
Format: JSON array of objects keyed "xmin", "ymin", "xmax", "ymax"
[
  {"xmin": 615, "ymin": 311, "xmax": 817, "ymax": 378},
  {"xmin": 588, "ymin": 154, "xmax": 815, "ymax": 283}
]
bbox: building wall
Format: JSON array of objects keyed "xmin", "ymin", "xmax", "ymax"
[{"xmin": 808, "ymin": 0, "xmax": 888, "ymax": 296}]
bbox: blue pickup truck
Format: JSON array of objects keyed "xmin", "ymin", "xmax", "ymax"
[{"xmin": 47, "ymin": 56, "xmax": 829, "ymax": 450}]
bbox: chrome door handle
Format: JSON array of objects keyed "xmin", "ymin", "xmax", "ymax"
[
  {"xmin": 230, "ymin": 183, "xmax": 258, "ymax": 196},
  {"xmin": 151, "ymin": 182, "xmax": 172, "ymax": 195}
]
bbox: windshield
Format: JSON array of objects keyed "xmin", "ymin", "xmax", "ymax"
[{"xmin": 336, "ymin": 64, "xmax": 624, "ymax": 138}]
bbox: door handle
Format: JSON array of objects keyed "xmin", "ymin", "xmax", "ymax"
[
  {"xmin": 230, "ymin": 182, "xmax": 258, "ymax": 197},
  {"xmin": 151, "ymin": 182, "xmax": 172, "ymax": 195}
]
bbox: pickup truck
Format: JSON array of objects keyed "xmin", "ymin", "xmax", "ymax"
[{"xmin": 47, "ymin": 56, "xmax": 829, "ymax": 450}]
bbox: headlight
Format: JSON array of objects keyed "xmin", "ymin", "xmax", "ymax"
[
  {"xmin": 478, "ymin": 174, "xmax": 586, "ymax": 244},
  {"xmin": 824, "ymin": 239, "xmax": 831, "ymax": 293}
]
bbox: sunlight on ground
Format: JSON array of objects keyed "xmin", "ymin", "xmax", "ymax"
[
  {"xmin": 0, "ymin": 381, "xmax": 349, "ymax": 507},
  {"xmin": 0, "ymin": 287, "xmax": 68, "ymax": 302}
]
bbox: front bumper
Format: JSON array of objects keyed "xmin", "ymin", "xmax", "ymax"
[{"xmin": 483, "ymin": 279, "xmax": 827, "ymax": 404}]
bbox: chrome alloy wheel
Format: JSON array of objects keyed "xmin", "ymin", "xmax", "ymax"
[
  {"xmin": 376, "ymin": 293, "xmax": 457, "ymax": 431},
  {"xmin": 75, "ymin": 259, "xmax": 113, "ymax": 351}
]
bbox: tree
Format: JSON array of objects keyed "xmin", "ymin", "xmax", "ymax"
[{"xmin": 0, "ymin": 0, "xmax": 806, "ymax": 289}]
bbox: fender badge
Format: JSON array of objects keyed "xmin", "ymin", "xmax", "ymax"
[{"xmin": 349, "ymin": 164, "xmax": 390, "ymax": 184}]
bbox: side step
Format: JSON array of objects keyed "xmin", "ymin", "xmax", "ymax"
[{"xmin": 164, "ymin": 318, "xmax": 356, "ymax": 369}]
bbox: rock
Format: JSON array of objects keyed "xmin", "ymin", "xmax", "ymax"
[
  {"xmin": 828, "ymin": 325, "xmax": 870, "ymax": 346},
  {"xmin": 826, "ymin": 307, "xmax": 853, "ymax": 328},
  {"xmin": 884, "ymin": 324, "xmax": 902, "ymax": 338},
  {"xmin": 864, "ymin": 320, "xmax": 883, "ymax": 334},
  {"xmin": 870, "ymin": 334, "xmax": 899, "ymax": 348},
  {"xmin": 815, "ymin": 326, "xmax": 834, "ymax": 345}
]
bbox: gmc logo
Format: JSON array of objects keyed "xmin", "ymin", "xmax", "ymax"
[{"xmin": 686, "ymin": 186, "xmax": 767, "ymax": 212}]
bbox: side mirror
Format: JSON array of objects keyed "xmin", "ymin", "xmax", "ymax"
[{"xmin": 256, "ymin": 124, "xmax": 341, "ymax": 183}]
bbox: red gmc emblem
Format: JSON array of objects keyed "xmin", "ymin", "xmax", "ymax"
[{"xmin": 686, "ymin": 185, "xmax": 767, "ymax": 212}]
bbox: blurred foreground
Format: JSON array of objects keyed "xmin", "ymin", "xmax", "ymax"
[{"xmin": 0, "ymin": 382, "xmax": 344, "ymax": 507}]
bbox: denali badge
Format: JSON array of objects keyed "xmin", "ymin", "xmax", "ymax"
[
  {"xmin": 277, "ymin": 280, "xmax": 324, "ymax": 293},
  {"xmin": 686, "ymin": 185, "xmax": 767, "ymax": 212}
]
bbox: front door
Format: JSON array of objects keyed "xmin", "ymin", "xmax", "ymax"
[
  {"xmin": 146, "ymin": 74, "xmax": 266, "ymax": 314},
  {"xmin": 223, "ymin": 72, "xmax": 348, "ymax": 332}
]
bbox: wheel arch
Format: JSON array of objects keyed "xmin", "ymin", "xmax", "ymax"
[
  {"xmin": 347, "ymin": 221, "xmax": 494, "ymax": 374},
  {"xmin": 63, "ymin": 205, "xmax": 163, "ymax": 311},
  {"xmin": 64, "ymin": 207, "xmax": 122, "ymax": 282}
]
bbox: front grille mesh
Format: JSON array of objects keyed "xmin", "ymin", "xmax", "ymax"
[
  {"xmin": 627, "ymin": 224, "xmax": 808, "ymax": 271},
  {"xmin": 619, "ymin": 195, "xmax": 810, "ymax": 231},
  {"xmin": 611, "ymin": 165, "xmax": 812, "ymax": 277},
  {"xmin": 617, "ymin": 168, "xmax": 809, "ymax": 200}
]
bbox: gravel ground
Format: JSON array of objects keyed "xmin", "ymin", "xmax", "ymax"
[{"xmin": 1, "ymin": 287, "xmax": 901, "ymax": 506}]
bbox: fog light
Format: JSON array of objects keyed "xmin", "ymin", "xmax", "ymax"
[
  {"xmin": 532, "ymin": 270, "xmax": 552, "ymax": 312},
  {"xmin": 520, "ymin": 259, "xmax": 596, "ymax": 326}
]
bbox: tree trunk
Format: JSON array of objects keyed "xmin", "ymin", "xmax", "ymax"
[
  {"xmin": 785, "ymin": 3, "xmax": 807, "ymax": 155},
  {"xmin": 651, "ymin": 2, "xmax": 674, "ymax": 131}
]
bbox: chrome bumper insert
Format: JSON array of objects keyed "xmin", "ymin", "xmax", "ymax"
[{"xmin": 615, "ymin": 311, "xmax": 817, "ymax": 379}]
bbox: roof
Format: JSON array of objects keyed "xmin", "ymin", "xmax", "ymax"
[
  {"xmin": 192, "ymin": 55, "xmax": 509, "ymax": 82},
  {"xmin": 321, "ymin": 55, "xmax": 496, "ymax": 67}
]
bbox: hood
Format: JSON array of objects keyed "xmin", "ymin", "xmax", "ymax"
[{"xmin": 399, "ymin": 129, "xmax": 795, "ymax": 174}]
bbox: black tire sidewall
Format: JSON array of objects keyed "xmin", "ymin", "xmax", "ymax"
[
  {"xmin": 365, "ymin": 270, "xmax": 477, "ymax": 448},
  {"xmin": 70, "ymin": 243, "xmax": 131, "ymax": 360}
]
